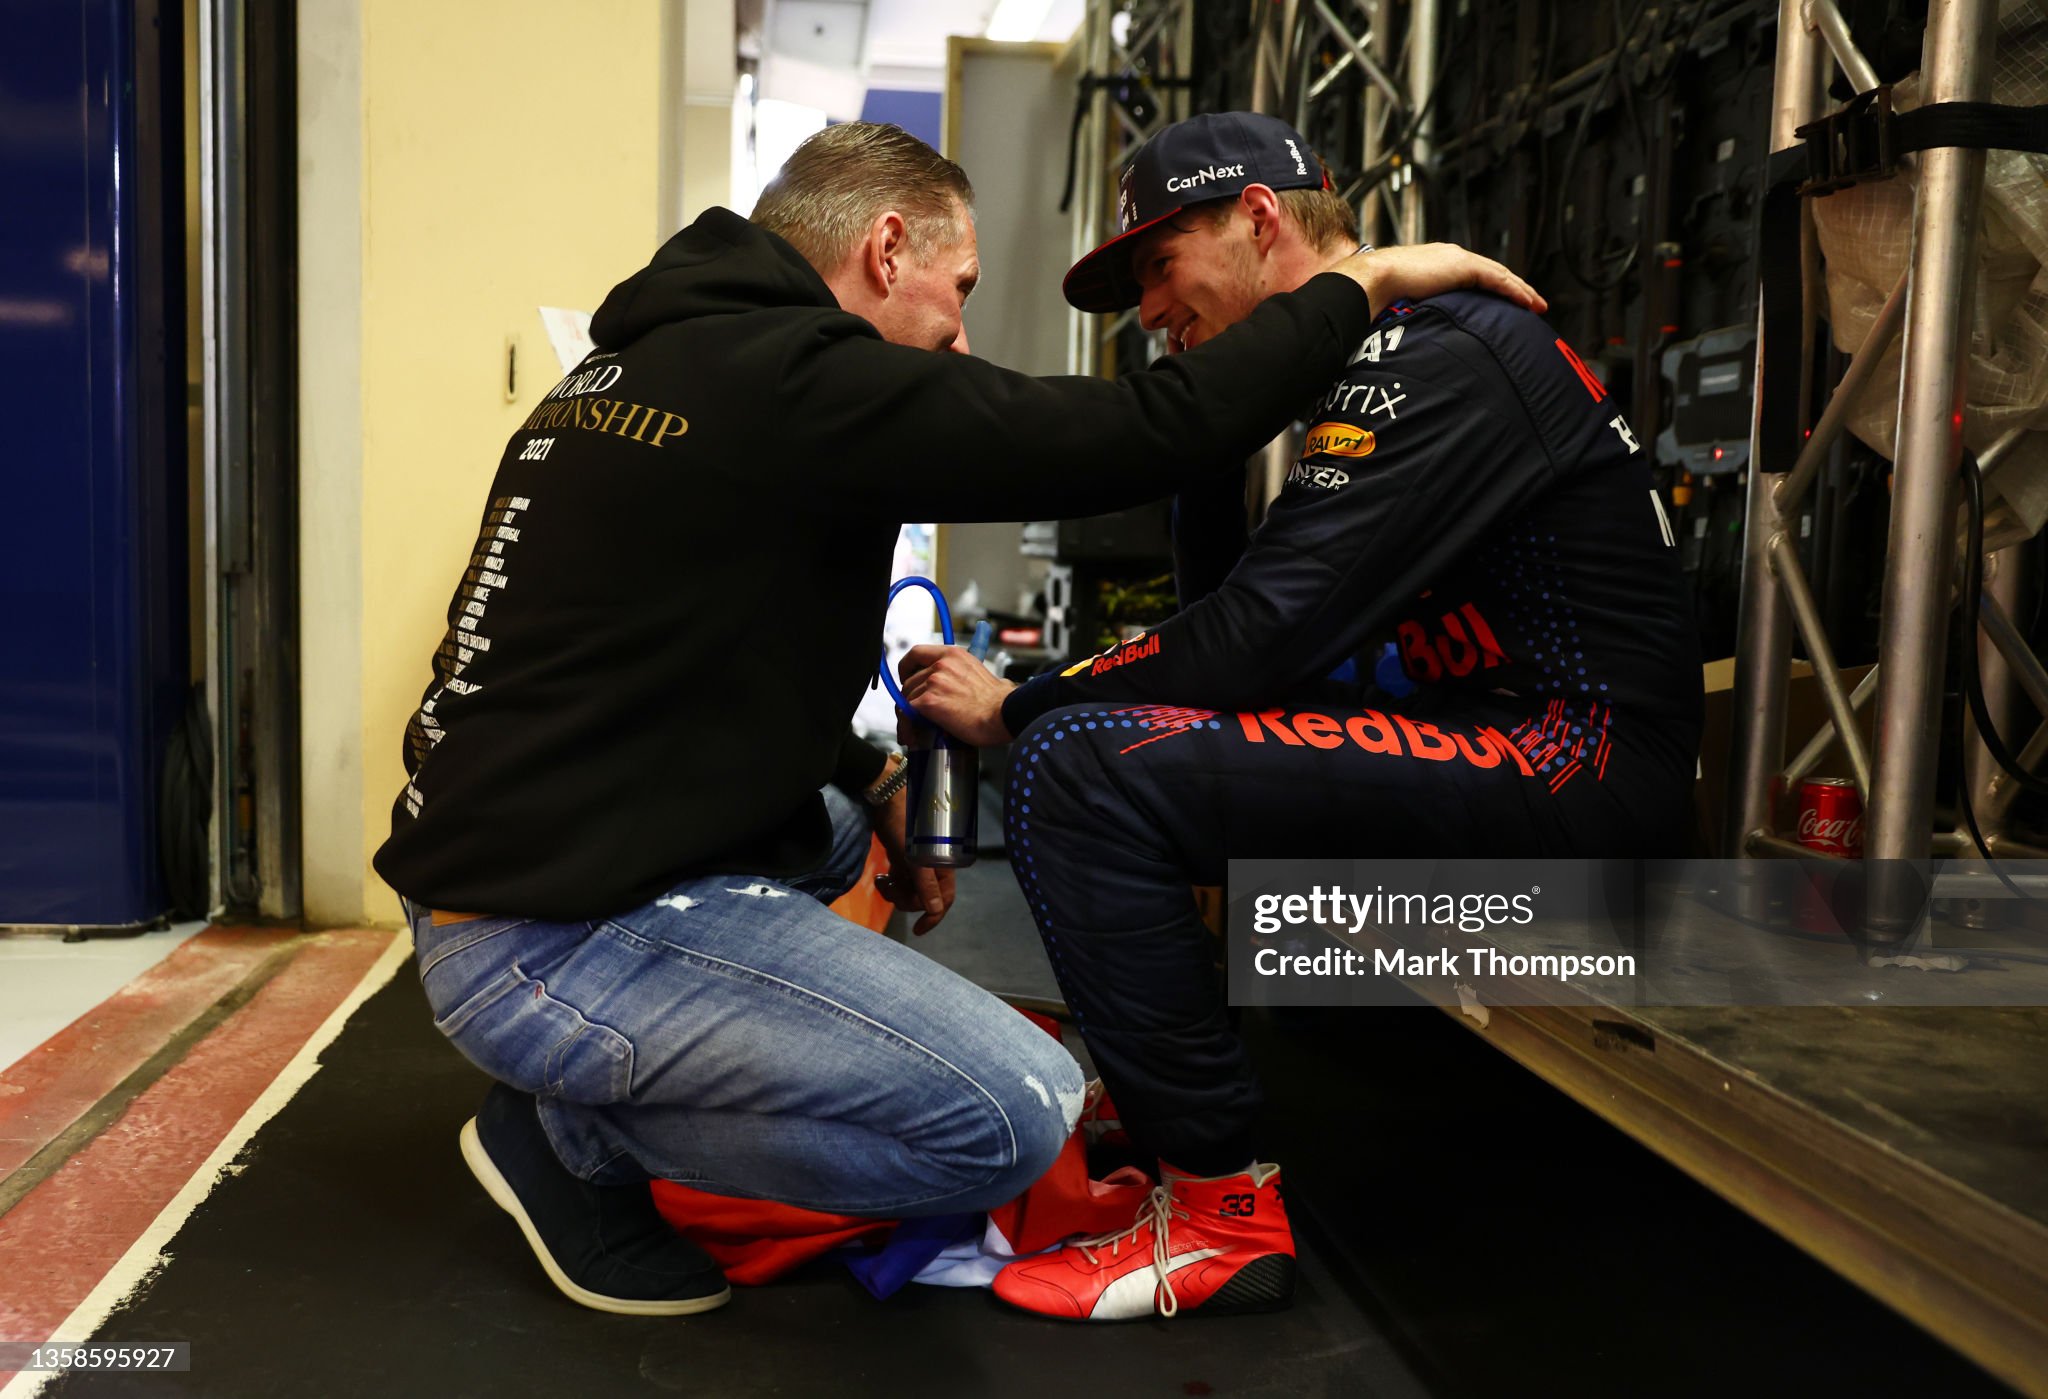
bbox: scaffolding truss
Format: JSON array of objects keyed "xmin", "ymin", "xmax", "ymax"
[
  {"xmin": 1064, "ymin": 0, "xmax": 1196, "ymax": 377},
  {"xmin": 1725, "ymin": 0, "xmax": 2023, "ymax": 929},
  {"xmin": 1067, "ymin": 0, "xmax": 2029, "ymax": 915},
  {"xmin": 1066, "ymin": 0, "xmax": 1439, "ymax": 377}
]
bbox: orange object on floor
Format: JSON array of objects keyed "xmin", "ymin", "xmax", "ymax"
[
  {"xmin": 989, "ymin": 1013, "xmax": 1152, "ymax": 1255},
  {"xmin": 987, "ymin": 1124, "xmax": 1155, "ymax": 1257},
  {"xmin": 647, "ymin": 1187, "xmax": 894, "ymax": 1286},
  {"xmin": 826, "ymin": 834, "xmax": 894, "ymax": 933}
]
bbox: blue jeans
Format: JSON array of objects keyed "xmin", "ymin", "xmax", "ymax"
[{"xmin": 404, "ymin": 788, "xmax": 1083, "ymax": 1217}]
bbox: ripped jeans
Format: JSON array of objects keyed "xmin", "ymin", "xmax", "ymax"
[{"xmin": 404, "ymin": 787, "xmax": 1083, "ymax": 1217}]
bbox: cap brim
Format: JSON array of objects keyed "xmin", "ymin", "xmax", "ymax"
[{"xmin": 1061, "ymin": 208, "xmax": 1180, "ymax": 314}]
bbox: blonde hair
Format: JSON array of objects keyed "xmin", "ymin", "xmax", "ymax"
[
  {"xmin": 751, "ymin": 123, "xmax": 976, "ymax": 271},
  {"xmin": 1190, "ymin": 159, "xmax": 1358, "ymax": 253},
  {"xmin": 1274, "ymin": 185, "xmax": 1360, "ymax": 253}
]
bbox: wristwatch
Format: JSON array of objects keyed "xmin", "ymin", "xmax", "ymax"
[{"xmin": 863, "ymin": 753, "xmax": 910, "ymax": 807}]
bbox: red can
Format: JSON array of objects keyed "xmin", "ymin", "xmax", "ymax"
[{"xmin": 1797, "ymin": 777, "xmax": 1864, "ymax": 857}]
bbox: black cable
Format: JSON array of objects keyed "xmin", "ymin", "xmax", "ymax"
[
  {"xmin": 1058, "ymin": 88, "xmax": 1091, "ymax": 215},
  {"xmin": 1058, "ymin": 75, "xmax": 1130, "ymax": 215},
  {"xmin": 1349, "ymin": 0, "xmax": 1467, "ymax": 222},
  {"xmin": 1524, "ymin": 4, "xmax": 1562, "ymax": 263},
  {"xmin": 1641, "ymin": 0, "xmax": 1709, "ymax": 102},
  {"xmin": 1059, "ymin": 71, "xmax": 1200, "ymax": 215},
  {"xmin": 2028, "ymin": 529, "xmax": 2047, "ymax": 638},
  {"xmin": 1950, "ymin": 777, "xmax": 2048, "ymax": 938},
  {"xmin": 1400, "ymin": 0, "xmax": 1482, "ymax": 240},
  {"xmin": 1554, "ymin": 0, "xmax": 1653, "ymax": 293},
  {"xmin": 1958, "ymin": 452, "xmax": 2048, "ymax": 797},
  {"xmin": 1954, "ymin": 449, "xmax": 2048, "ymax": 905},
  {"xmin": 1609, "ymin": 0, "xmax": 1650, "ymax": 152},
  {"xmin": 1952, "ymin": 641, "xmax": 2003, "ymax": 875},
  {"xmin": 1352, "ymin": 78, "xmax": 1448, "ymax": 204},
  {"xmin": 1453, "ymin": 0, "xmax": 1490, "ymax": 247}
]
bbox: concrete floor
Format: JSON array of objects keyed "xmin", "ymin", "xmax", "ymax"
[
  {"xmin": 894, "ymin": 854, "xmax": 1063, "ymax": 1003},
  {"xmin": 0, "ymin": 853, "xmax": 2030, "ymax": 1396},
  {"xmin": 0, "ymin": 924, "xmax": 206, "ymax": 1074}
]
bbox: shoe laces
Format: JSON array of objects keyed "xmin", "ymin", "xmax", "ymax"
[{"xmin": 1075, "ymin": 1183, "xmax": 1190, "ymax": 1318}]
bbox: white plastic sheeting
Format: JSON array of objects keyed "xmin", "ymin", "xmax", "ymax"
[{"xmin": 1811, "ymin": 1, "xmax": 2048, "ymax": 531}]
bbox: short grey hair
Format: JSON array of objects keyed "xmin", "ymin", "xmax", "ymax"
[{"xmin": 751, "ymin": 122, "xmax": 975, "ymax": 272}]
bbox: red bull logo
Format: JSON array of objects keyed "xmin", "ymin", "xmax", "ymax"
[
  {"xmin": 1064, "ymin": 632, "xmax": 1162, "ymax": 679},
  {"xmin": 1092, "ymin": 633, "xmax": 1160, "ymax": 675},
  {"xmin": 1398, "ymin": 601, "xmax": 1509, "ymax": 682},
  {"xmin": 1234, "ymin": 708, "xmax": 1536, "ymax": 776}
]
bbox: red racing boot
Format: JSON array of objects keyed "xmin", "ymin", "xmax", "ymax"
[{"xmin": 992, "ymin": 1162, "xmax": 1296, "ymax": 1321}]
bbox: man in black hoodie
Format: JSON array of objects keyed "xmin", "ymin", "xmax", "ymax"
[{"xmin": 373, "ymin": 122, "xmax": 1541, "ymax": 1317}]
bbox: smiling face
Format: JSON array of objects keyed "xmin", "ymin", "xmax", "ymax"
[{"xmin": 1129, "ymin": 204, "xmax": 1266, "ymax": 353}]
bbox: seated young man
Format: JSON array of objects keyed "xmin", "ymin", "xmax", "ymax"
[{"xmin": 900, "ymin": 112, "xmax": 1702, "ymax": 1322}]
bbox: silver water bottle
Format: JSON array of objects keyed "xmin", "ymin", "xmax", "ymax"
[
  {"xmin": 878, "ymin": 575, "xmax": 980, "ymax": 868},
  {"xmin": 904, "ymin": 728, "xmax": 977, "ymax": 868}
]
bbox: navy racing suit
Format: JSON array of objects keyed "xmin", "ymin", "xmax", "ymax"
[{"xmin": 996, "ymin": 290, "xmax": 1703, "ymax": 1174}]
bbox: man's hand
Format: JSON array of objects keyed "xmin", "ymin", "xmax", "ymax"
[
  {"xmin": 866, "ymin": 757, "xmax": 955, "ymax": 936},
  {"xmin": 899, "ymin": 644, "xmax": 1015, "ymax": 746},
  {"xmin": 1331, "ymin": 244, "xmax": 1547, "ymax": 318}
]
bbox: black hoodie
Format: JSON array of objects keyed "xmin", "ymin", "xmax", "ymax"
[{"xmin": 372, "ymin": 208, "xmax": 1374, "ymax": 920}]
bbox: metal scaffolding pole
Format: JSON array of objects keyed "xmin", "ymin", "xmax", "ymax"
[
  {"xmin": 1175, "ymin": 0, "xmax": 1195, "ymax": 124},
  {"xmin": 1724, "ymin": 0, "xmax": 1829, "ymax": 859},
  {"xmin": 1067, "ymin": 0, "xmax": 1112, "ymax": 377},
  {"xmin": 1785, "ymin": 664, "xmax": 1882, "ymax": 790},
  {"xmin": 1806, "ymin": 0, "xmax": 1881, "ymax": 93},
  {"xmin": 1979, "ymin": 582, "xmax": 2048, "ymax": 721},
  {"xmin": 1774, "ymin": 272, "xmax": 1907, "ymax": 515},
  {"xmin": 1250, "ymin": 0, "xmax": 1305, "ymax": 511},
  {"xmin": 1400, "ymin": 0, "xmax": 1436, "ymax": 244},
  {"xmin": 1865, "ymin": 0, "xmax": 1999, "ymax": 909},
  {"xmin": 1769, "ymin": 535, "xmax": 1874, "ymax": 798},
  {"xmin": 1361, "ymin": 3, "xmax": 1392, "ymax": 247},
  {"xmin": 1251, "ymin": 0, "xmax": 1299, "ymax": 115},
  {"xmin": 1067, "ymin": 0, "xmax": 1196, "ymax": 380},
  {"xmin": 1986, "ymin": 716, "xmax": 2048, "ymax": 823},
  {"xmin": 1310, "ymin": 1, "xmax": 1403, "ymax": 125}
]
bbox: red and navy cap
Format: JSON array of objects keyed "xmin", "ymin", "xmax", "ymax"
[{"xmin": 1062, "ymin": 111, "xmax": 1332, "ymax": 314}]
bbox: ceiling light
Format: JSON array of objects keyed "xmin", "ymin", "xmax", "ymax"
[{"xmin": 986, "ymin": 0, "xmax": 1056, "ymax": 42}]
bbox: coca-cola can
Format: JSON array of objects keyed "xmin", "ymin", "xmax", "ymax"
[{"xmin": 1797, "ymin": 778, "xmax": 1864, "ymax": 857}]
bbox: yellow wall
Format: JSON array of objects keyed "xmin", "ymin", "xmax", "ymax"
[
  {"xmin": 659, "ymin": 0, "xmax": 736, "ymax": 237},
  {"xmin": 300, "ymin": 0, "xmax": 668, "ymax": 927}
]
